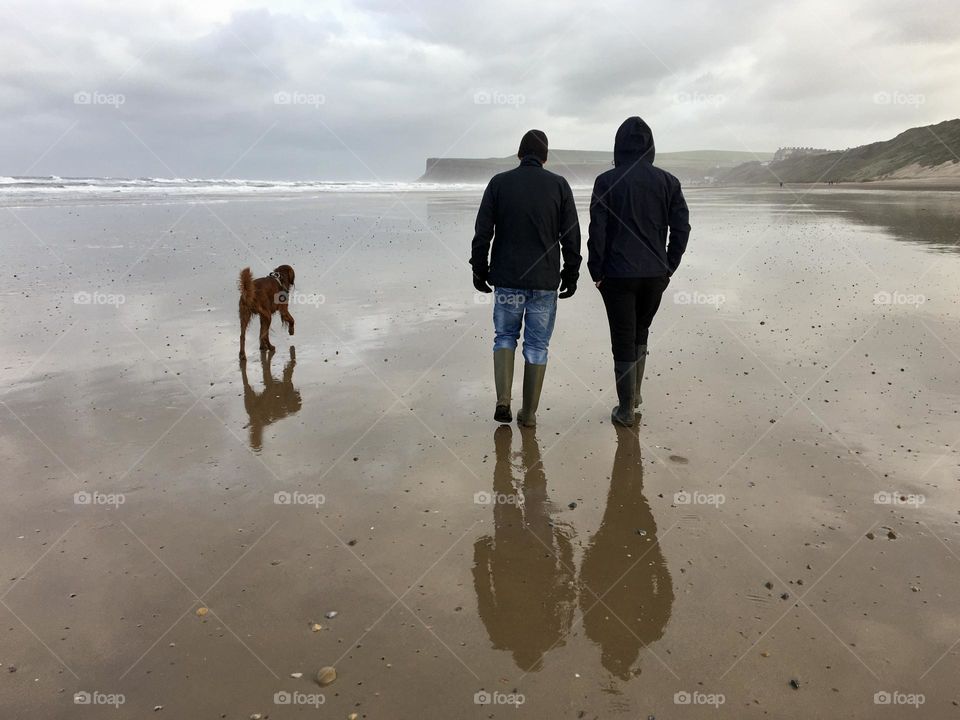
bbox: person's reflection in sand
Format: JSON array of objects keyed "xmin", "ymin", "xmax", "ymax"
[
  {"xmin": 473, "ymin": 426, "xmax": 576, "ymax": 672},
  {"xmin": 240, "ymin": 347, "xmax": 302, "ymax": 451},
  {"xmin": 579, "ymin": 426, "xmax": 674, "ymax": 681}
]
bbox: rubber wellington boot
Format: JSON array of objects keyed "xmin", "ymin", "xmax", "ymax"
[
  {"xmin": 611, "ymin": 361, "xmax": 636, "ymax": 427},
  {"xmin": 634, "ymin": 344, "xmax": 647, "ymax": 409},
  {"xmin": 516, "ymin": 362, "xmax": 546, "ymax": 428},
  {"xmin": 493, "ymin": 348, "xmax": 515, "ymax": 423}
]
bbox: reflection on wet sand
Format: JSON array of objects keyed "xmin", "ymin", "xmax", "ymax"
[
  {"xmin": 240, "ymin": 346, "xmax": 302, "ymax": 451},
  {"xmin": 579, "ymin": 427, "xmax": 674, "ymax": 681},
  {"xmin": 800, "ymin": 190, "xmax": 960, "ymax": 252},
  {"xmin": 472, "ymin": 426, "xmax": 576, "ymax": 672}
]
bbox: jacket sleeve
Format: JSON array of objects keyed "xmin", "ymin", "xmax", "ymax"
[
  {"xmin": 586, "ymin": 174, "xmax": 608, "ymax": 282},
  {"xmin": 666, "ymin": 177, "xmax": 691, "ymax": 273},
  {"xmin": 558, "ymin": 179, "xmax": 582, "ymax": 282},
  {"xmin": 470, "ymin": 180, "xmax": 496, "ymax": 278}
]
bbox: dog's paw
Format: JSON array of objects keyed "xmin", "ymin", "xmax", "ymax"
[{"xmin": 288, "ymin": 327, "xmax": 295, "ymax": 336}]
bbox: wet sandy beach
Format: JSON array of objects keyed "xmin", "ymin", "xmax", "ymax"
[{"xmin": 2, "ymin": 186, "xmax": 960, "ymax": 718}]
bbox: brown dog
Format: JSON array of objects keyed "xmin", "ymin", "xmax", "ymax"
[{"xmin": 238, "ymin": 265, "xmax": 296, "ymax": 360}]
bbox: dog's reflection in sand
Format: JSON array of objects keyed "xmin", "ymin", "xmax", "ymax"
[{"xmin": 240, "ymin": 346, "xmax": 302, "ymax": 451}]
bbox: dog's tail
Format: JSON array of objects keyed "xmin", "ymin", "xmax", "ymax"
[{"xmin": 238, "ymin": 267, "xmax": 255, "ymax": 307}]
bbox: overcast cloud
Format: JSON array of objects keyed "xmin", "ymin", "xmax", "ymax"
[{"xmin": 2, "ymin": 0, "xmax": 958, "ymax": 180}]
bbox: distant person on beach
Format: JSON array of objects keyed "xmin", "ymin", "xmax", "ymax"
[
  {"xmin": 587, "ymin": 117, "xmax": 690, "ymax": 427},
  {"xmin": 471, "ymin": 129, "xmax": 582, "ymax": 427}
]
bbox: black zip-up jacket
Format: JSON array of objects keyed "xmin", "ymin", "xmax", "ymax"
[
  {"xmin": 587, "ymin": 117, "xmax": 690, "ymax": 281},
  {"xmin": 470, "ymin": 156, "xmax": 582, "ymax": 290}
]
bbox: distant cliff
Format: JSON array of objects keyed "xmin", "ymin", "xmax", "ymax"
[
  {"xmin": 419, "ymin": 149, "xmax": 772, "ymax": 185},
  {"xmin": 721, "ymin": 119, "xmax": 960, "ymax": 184}
]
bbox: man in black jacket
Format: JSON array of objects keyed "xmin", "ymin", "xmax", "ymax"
[
  {"xmin": 471, "ymin": 129, "xmax": 582, "ymax": 427},
  {"xmin": 587, "ymin": 117, "xmax": 690, "ymax": 427}
]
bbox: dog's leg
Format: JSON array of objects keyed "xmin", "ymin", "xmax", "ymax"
[
  {"xmin": 262, "ymin": 351, "xmax": 276, "ymax": 386},
  {"xmin": 280, "ymin": 305, "xmax": 295, "ymax": 336},
  {"xmin": 239, "ymin": 303, "xmax": 252, "ymax": 361},
  {"xmin": 258, "ymin": 312, "xmax": 275, "ymax": 353}
]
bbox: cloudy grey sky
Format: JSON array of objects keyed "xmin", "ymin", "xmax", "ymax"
[{"xmin": 2, "ymin": 0, "xmax": 958, "ymax": 180}]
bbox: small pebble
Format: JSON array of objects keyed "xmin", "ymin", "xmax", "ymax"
[{"xmin": 316, "ymin": 666, "xmax": 337, "ymax": 687}]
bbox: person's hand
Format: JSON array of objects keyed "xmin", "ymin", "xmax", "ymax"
[
  {"xmin": 558, "ymin": 270, "xmax": 577, "ymax": 299},
  {"xmin": 558, "ymin": 277, "xmax": 577, "ymax": 299},
  {"xmin": 472, "ymin": 271, "xmax": 492, "ymax": 293}
]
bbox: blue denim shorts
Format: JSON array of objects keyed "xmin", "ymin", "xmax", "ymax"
[{"xmin": 492, "ymin": 287, "xmax": 558, "ymax": 365}]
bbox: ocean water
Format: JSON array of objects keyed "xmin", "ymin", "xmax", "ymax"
[{"xmin": 0, "ymin": 175, "xmax": 487, "ymax": 206}]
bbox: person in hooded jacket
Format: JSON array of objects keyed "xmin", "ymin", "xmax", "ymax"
[
  {"xmin": 471, "ymin": 129, "xmax": 582, "ymax": 427},
  {"xmin": 587, "ymin": 117, "xmax": 691, "ymax": 427}
]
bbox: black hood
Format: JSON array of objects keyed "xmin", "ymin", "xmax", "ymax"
[{"xmin": 614, "ymin": 117, "xmax": 655, "ymax": 167}]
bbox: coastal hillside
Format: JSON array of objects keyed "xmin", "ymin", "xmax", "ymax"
[
  {"xmin": 420, "ymin": 149, "xmax": 772, "ymax": 185},
  {"xmin": 720, "ymin": 119, "xmax": 960, "ymax": 184}
]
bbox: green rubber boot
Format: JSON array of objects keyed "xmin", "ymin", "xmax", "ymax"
[
  {"xmin": 611, "ymin": 361, "xmax": 636, "ymax": 427},
  {"xmin": 516, "ymin": 362, "xmax": 546, "ymax": 428},
  {"xmin": 634, "ymin": 344, "xmax": 647, "ymax": 409},
  {"xmin": 493, "ymin": 348, "xmax": 515, "ymax": 423}
]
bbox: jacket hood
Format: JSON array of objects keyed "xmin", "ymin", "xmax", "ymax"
[{"xmin": 614, "ymin": 117, "xmax": 655, "ymax": 166}]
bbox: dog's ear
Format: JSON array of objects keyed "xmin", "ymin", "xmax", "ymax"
[{"xmin": 281, "ymin": 265, "xmax": 294, "ymax": 287}]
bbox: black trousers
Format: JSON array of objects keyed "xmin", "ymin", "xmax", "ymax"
[{"xmin": 599, "ymin": 276, "xmax": 670, "ymax": 362}]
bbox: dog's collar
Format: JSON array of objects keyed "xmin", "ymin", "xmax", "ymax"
[{"xmin": 269, "ymin": 271, "xmax": 289, "ymax": 293}]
